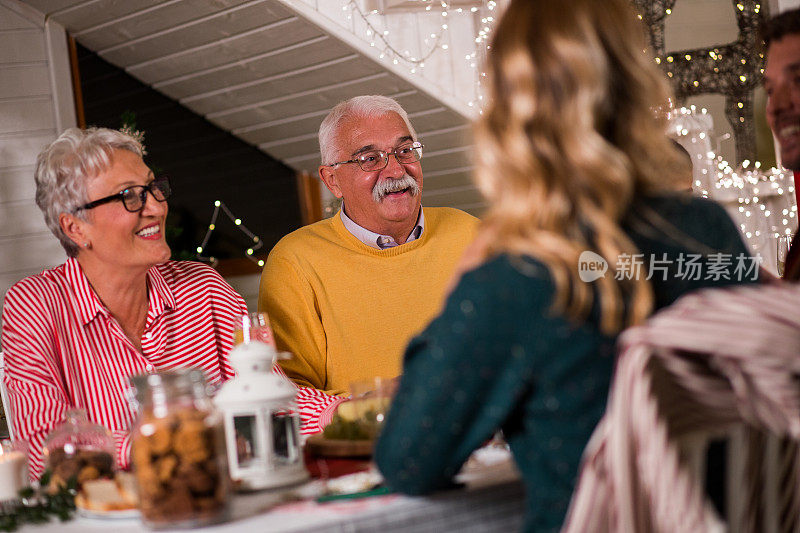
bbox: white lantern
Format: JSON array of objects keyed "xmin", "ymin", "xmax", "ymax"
[{"xmin": 214, "ymin": 341, "xmax": 307, "ymax": 490}]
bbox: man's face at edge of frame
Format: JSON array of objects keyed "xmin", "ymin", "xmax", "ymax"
[{"xmin": 765, "ymin": 32, "xmax": 800, "ymax": 171}]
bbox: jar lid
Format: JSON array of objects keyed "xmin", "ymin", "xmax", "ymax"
[
  {"xmin": 129, "ymin": 368, "xmax": 209, "ymax": 408},
  {"xmin": 130, "ymin": 367, "xmax": 204, "ymax": 389},
  {"xmin": 43, "ymin": 408, "xmax": 115, "ymax": 457}
]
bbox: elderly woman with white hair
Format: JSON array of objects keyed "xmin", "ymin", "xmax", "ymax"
[{"xmin": 1, "ymin": 127, "xmax": 339, "ymax": 480}]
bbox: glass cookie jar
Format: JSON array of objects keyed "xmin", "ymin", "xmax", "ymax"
[
  {"xmin": 43, "ymin": 408, "xmax": 116, "ymax": 489},
  {"xmin": 129, "ymin": 369, "xmax": 230, "ymax": 529}
]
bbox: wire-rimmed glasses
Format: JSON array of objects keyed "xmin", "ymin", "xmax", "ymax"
[{"xmin": 326, "ymin": 141, "xmax": 423, "ymax": 172}]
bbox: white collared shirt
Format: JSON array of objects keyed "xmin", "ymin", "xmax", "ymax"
[{"xmin": 340, "ymin": 205, "xmax": 425, "ymax": 249}]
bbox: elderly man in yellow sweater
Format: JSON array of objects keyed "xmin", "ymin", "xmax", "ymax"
[{"xmin": 259, "ymin": 95, "xmax": 479, "ymax": 397}]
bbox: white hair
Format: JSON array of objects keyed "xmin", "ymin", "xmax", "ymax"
[
  {"xmin": 34, "ymin": 127, "xmax": 144, "ymax": 257},
  {"xmin": 318, "ymin": 95, "xmax": 417, "ymax": 165}
]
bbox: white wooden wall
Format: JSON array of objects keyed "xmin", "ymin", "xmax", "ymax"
[
  {"xmin": 0, "ymin": 0, "xmax": 74, "ymax": 309},
  {"xmin": 769, "ymin": 0, "xmax": 800, "ymax": 13}
]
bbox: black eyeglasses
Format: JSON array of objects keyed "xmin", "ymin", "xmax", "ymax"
[
  {"xmin": 75, "ymin": 177, "xmax": 171, "ymax": 213},
  {"xmin": 327, "ymin": 141, "xmax": 423, "ymax": 172}
]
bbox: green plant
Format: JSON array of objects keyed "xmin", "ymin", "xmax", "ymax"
[{"xmin": 0, "ymin": 471, "xmax": 77, "ymax": 532}]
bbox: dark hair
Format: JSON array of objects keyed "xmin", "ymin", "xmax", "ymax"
[{"xmin": 761, "ymin": 8, "xmax": 800, "ymax": 48}]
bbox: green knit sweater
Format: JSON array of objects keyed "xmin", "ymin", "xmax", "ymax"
[{"xmin": 376, "ymin": 195, "xmax": 759, "ymax": 532}]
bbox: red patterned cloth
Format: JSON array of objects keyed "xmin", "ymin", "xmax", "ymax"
[
  {"xmin": 1, "ymin": 258, "xmax": 343, "ymax": 479},
  {"xmin": 563, "ymin": 283, "xmax": 800, "ymax": 532},
  {"xmin": 786, "ymin": 171, "xmax": 800, "ymax": 281},
  {"xmin": 795, "ymin": 171, "xmax": 799, "ymax": 218}
]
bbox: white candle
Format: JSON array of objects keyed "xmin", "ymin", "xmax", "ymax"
[{"xmin": 0, "ymin": 450, "xmax": 28, "ymax": 501}]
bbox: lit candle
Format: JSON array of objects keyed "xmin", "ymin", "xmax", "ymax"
[{"xmin": 0, "ymin": 441, "xmax": 29, "ymax": 501}]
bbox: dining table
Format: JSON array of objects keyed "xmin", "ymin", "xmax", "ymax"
[{"xmin": 17, "ymin": 445, "xmax": 525, "ymax": 532}]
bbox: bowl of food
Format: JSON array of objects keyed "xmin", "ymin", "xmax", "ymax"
[{"xmin": 306, "ymin": 378, "xmax": 394, "ymax": 457}]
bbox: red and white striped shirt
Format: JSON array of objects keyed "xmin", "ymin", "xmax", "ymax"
[{"xmin": 1, "ymin": 258, "xmax": 342, "ymax": 480}]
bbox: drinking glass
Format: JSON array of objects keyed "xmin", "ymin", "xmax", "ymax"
[
  {"xmin": 776, "ymin": 234, "xmax": 792, "ymax": 277},
  {"xmin": 234, "ymin": 312, "xmax": 275, "ymax": 347},
  {"xmin": 348, "ymin": 377, "xmax": 397, "ymax": 438}
]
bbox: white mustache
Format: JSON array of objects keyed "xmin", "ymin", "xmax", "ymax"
[{"xmin": 372, "ymin": 174, "xmax": 421, "ymax": 202}]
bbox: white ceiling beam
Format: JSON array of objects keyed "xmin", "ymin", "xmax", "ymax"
[
  {"xmin": 421, "ymin": 145, "xmax": 471, "ymax": 157},
  {"xmin": 47, "ymin": 0, "xmax": 103, "ymax": 17},
  {"xmin": 96, "ymin": 0, "xmax": 274, "ymax": 55},
  {"xmin": 126, "ymin": 16, "xmax": 298, "ymax": 73},
  {"xmin": 153, "ymin": 35, "xmax": 330, "ymax": 89},
  {"xmin": 408, "ymin": 106, "xmax": 446, "ymax": 118},
  {"xmin": 180, "ymin": 54, "xmax": 360, "ymax": 104},
  {"xmin": 231, "ymin": 88, "xmax": 419, "ymax": 134},
  {"xmin": 258, "ymin": 131, "xmax": 317, "ymax": 149},
  {"xmin": 418, "ymin": 124, "xmax": 470, "ymax": 137},
  {"xmin": 74, "ymin": 0, "xmax": 184, "ymax": 37},
  {"xmin": 0, "ymin": 0, "xmax": 45, "ymax": 26},
  {"xmin": 205, "ymin": 72, "xmax": 390, "ymax": 119},
  {"xmin": 284, "ymin": 152, "xmax": 319, "ymax": 165},
  {"xmin": 233, "ymin": 108, "xmax": 332, "ymax": 135}
]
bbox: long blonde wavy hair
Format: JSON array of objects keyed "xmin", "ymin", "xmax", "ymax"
[{"xmin": 475, "ymin": 0, "xmax": 686, "ymax": 334}]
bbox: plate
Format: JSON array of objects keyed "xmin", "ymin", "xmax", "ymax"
[
  {"xmin": 75, "ymin": 494, "xmax": 140, "ymax": 520},
  {"xmin": 305, "ymin": 435, "xmax": 374, "ymax": 457},
  {"xmin": 77, "ymin": 507, "xmax": 140, "ymax": 520}
]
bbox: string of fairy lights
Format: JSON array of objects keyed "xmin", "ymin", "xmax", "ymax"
[
  {"xmin": 632, "ymin": 0, "xmax": 766, "ymax": 165},
  {"xmin": 339, "ymin": 0, "xmax": 764, "ymax": 133},
  {"xmin": 341, "ymin": 0, "xmax": 498, "ymax": 106},
  {"xmin": 190, "ymin": 1, "xmax": 792, "ymax": 269},
  {"xmin": 670, "ymin": 104, "xmax": 796, "ymax": 274},
  {"xmin": 342, "ymin": 1, "xmax": 765, "ymax": 161},
  {"xmin": 195, "ymin": 201, "xmax": 265, "ymax": 268},
  {"xmin": 343, "ymin": 1, "xmax": 498, "ymax": 62},
  {"xmin": 344, "ymin": 0, "xmax": 445, "ymax": 69}
]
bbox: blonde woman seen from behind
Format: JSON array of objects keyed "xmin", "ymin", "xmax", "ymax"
[{"xmin": 375, "ymin": 1, "xmax": 760, "ymax": 531}]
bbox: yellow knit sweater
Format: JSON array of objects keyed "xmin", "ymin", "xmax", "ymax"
[{"xmin": 259, "ymin": 207, "xmax": 479, "ymax": 396}]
